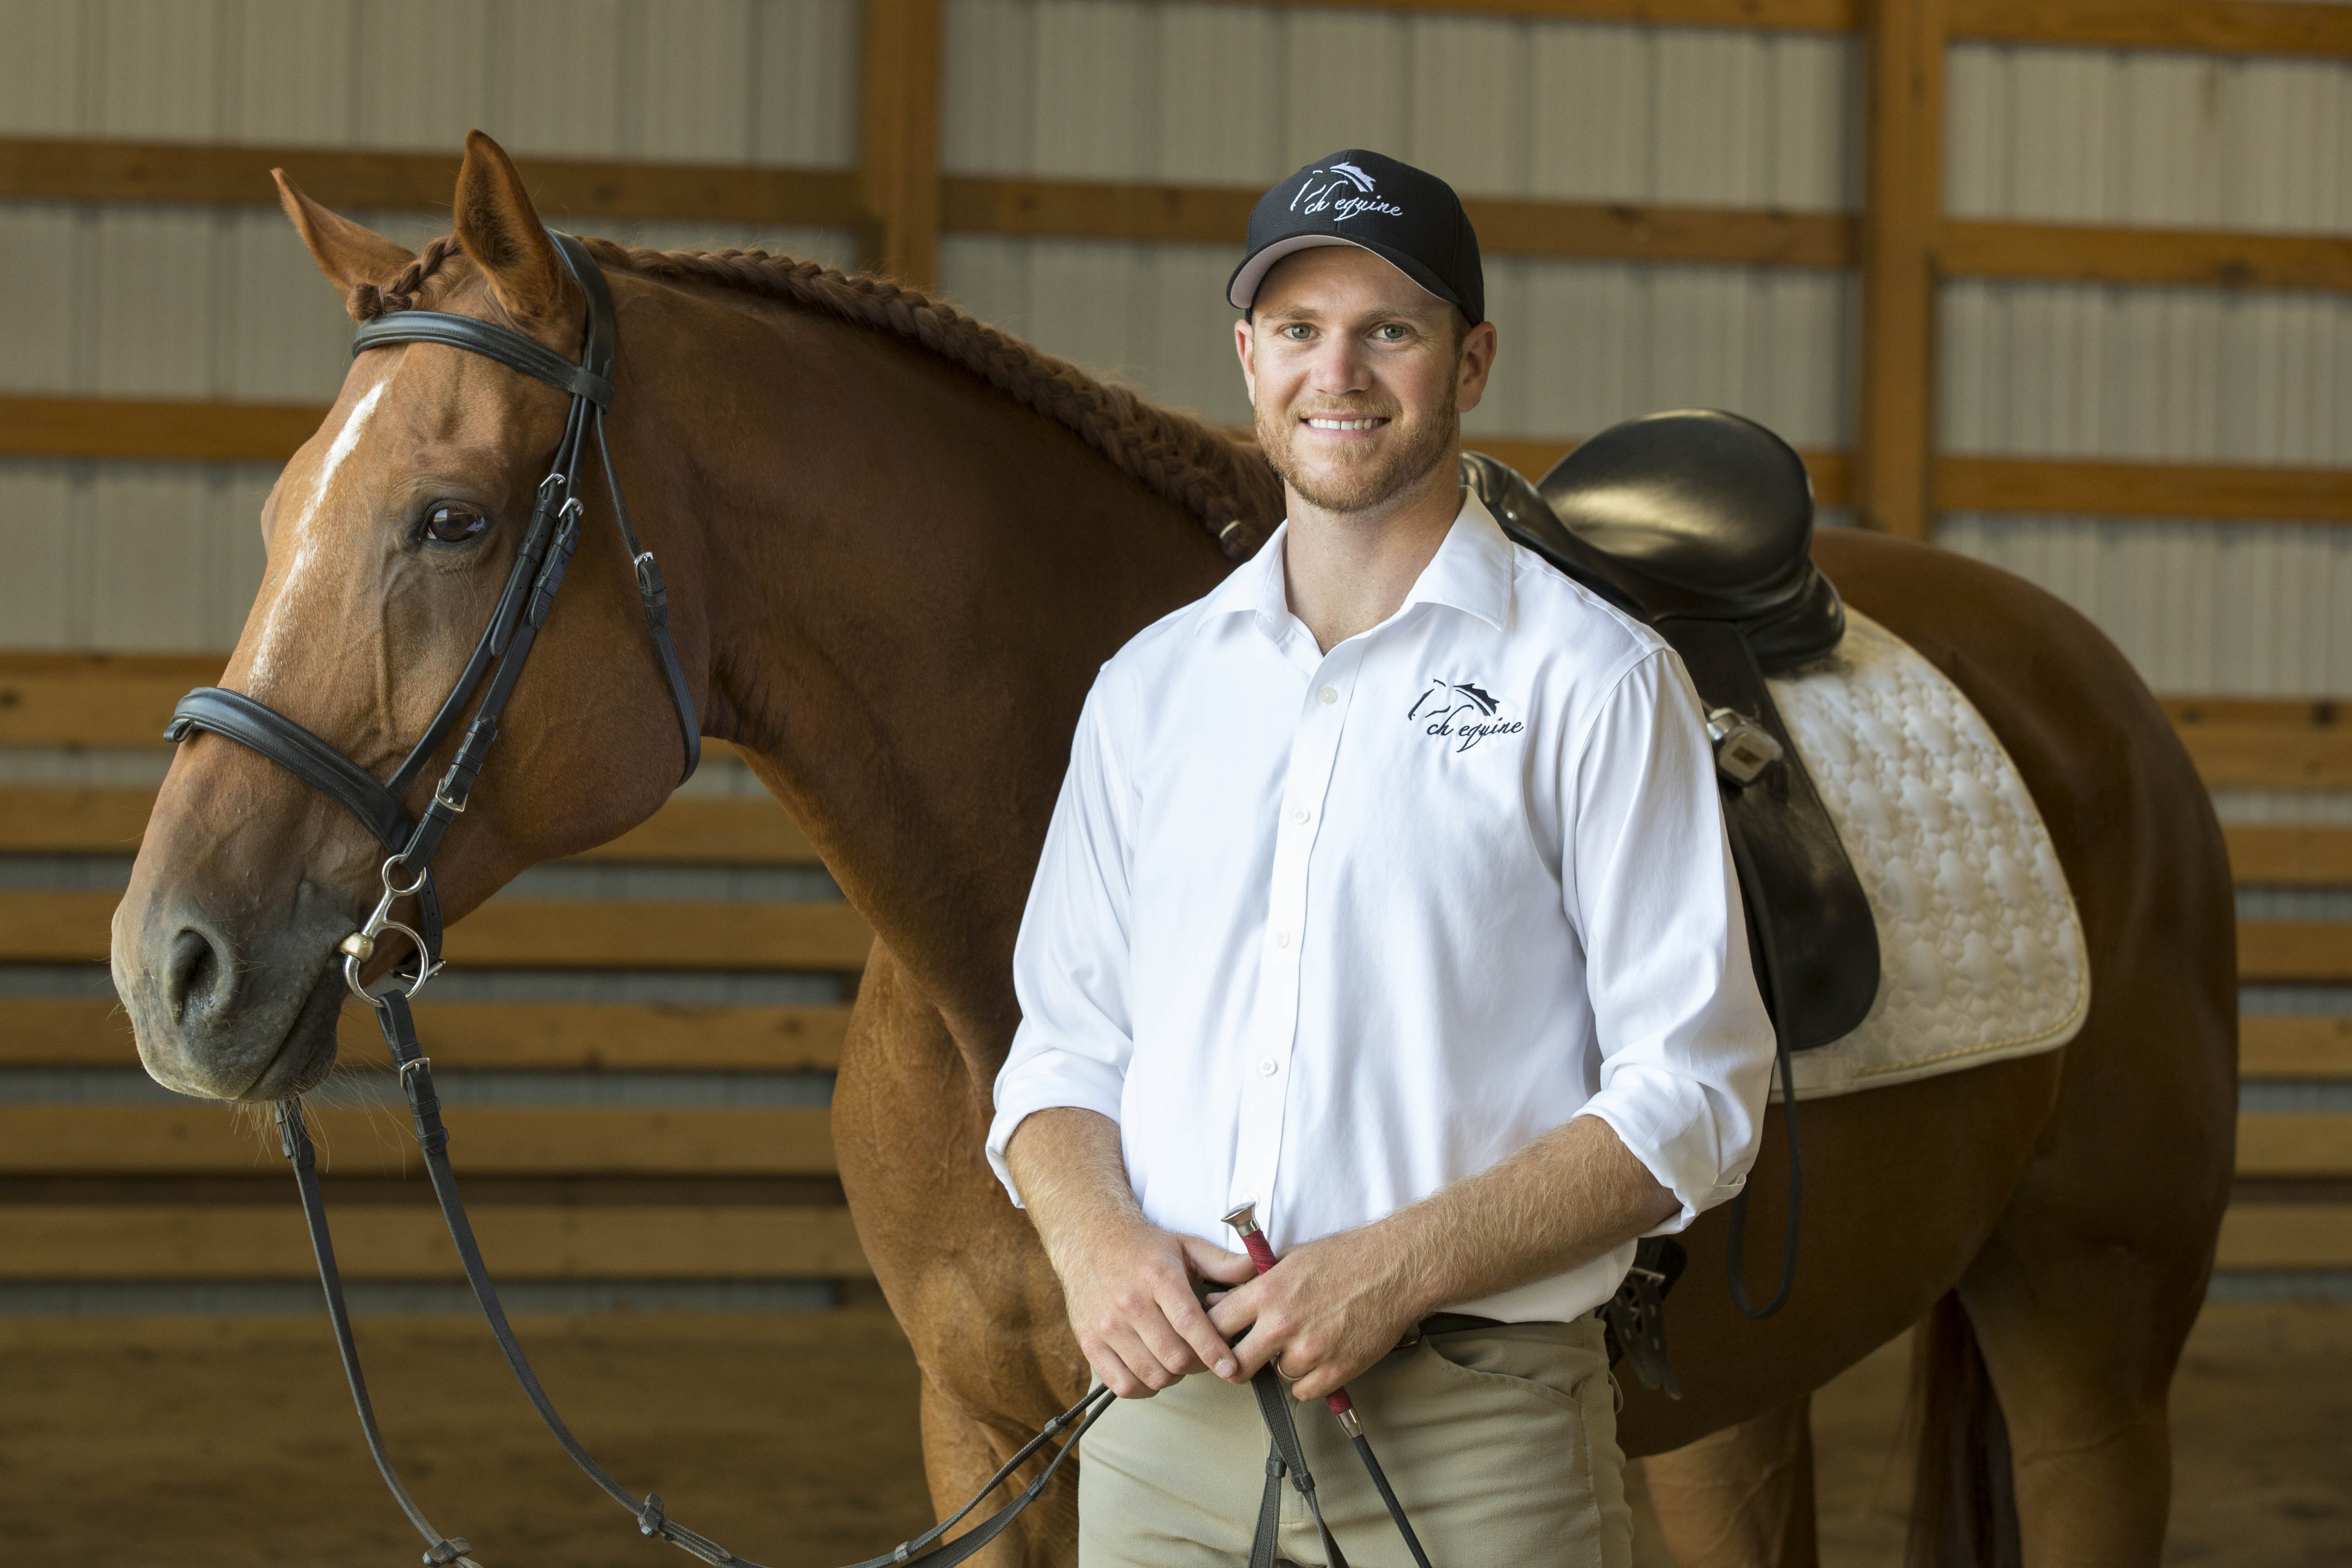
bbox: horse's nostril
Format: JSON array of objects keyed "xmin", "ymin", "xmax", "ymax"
[{"xmin": 165, "ymin": 924, "xmax": 234, "ymax": 1025}]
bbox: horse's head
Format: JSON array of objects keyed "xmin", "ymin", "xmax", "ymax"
[{"xmin": 114, "ymin": 131, "xmax": 705, "ymax": 1101}]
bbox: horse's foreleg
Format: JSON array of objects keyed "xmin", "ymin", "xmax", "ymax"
[
  {"xmin": 917, "ymin": 1372, "xmax": 1081, "ymax": 1568},
  {"xmin": 1635, "ymin": 1396, "xmax": 1819, "ymax": 1568}
]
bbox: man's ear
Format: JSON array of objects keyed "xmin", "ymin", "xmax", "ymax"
[
  {"xmin": 451, "ymin": 128, "xmax": 567, "ymax": 326},
  {"xmin": 274, "ymin": 171, "xmax": 416, "ymax": 319}
]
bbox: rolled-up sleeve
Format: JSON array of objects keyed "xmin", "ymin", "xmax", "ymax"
[
  {"xmin": 985, "ymin": 682, "xmax": 1137, "ymax": 1205},
  {"xmin": 1566, "ymin": 651, "xmax": 1776, "ymax": 1233}
]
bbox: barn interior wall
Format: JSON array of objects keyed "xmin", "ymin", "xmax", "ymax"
[{"xmin": 0, "ymin": 0, "xmax": 2343, "ymax": 708}]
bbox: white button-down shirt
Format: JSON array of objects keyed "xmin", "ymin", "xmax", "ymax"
[{"xmin": 987, "ymin": 492, "xmax": 1775, "ymax": 1323}]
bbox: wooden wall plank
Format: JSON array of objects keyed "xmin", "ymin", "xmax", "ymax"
[
  {"xmin": 2237, "ymin": 1115, "xmax": 2352, "ymax": 1178},
  {"xmin": 1180, "ymin": 0, "xmax": 1855, "ymax": 27},
  {"xmin": 0, "ymin": 652, "xmax": 222, "ymax": 745},
  {"xmin": 0, "ymin": 998, "xmax": 853, "ymax": 1072},
  {"xmin": 2213, "ymin": 1204, "xmax": 2352, "ymax": 1270},
  {"xmin": 1936, "ymin": 455, "xmax": 2352, "ymax": 523},
  {"xmin": 0, "ymin": 1105, "xmax": 836, "ymax": 1177},
  {"xmin": 2240, "ymin": 923, "xmax": 2352, "ymax": 984},
  {"xmin": 2224, "ymin": 826, "xmax": 2352, "ymax": 886},
  {"xmin": 0, "ymin": 1204, "xmax": 868, "ymax": 1280},
  {"xmin": 0, "ymin": 890, "xmax": 873, "ymax": 970},
  {"xmin": 1854, "ymin": 0, "xmax": 1946, "ymax": 540},
  {"xmin": 1947, "ymin": 0, "xmax": 2352, "ymax": 56},
  {"xmin": 858, "ymin": 0, "xmax": 943, "ymax": 286},
  {"xmin": 1942, "ymin": 220, "xmax": 2352, "ymax": 293},
  {"xmin": 0, "ymin": 138, "xmax": 863, "ymax": 226},
  {"xmin": 2240, "ymin": 1017, "xmax": 2352, "ymax": 1081},
  {"xmin": 0, "ymin": 395, "xmax": 324, "ymax": 462}
]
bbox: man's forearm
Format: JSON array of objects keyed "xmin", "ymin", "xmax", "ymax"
[
  {"xmin": 1003, "ymin": 1106, "xmax": 1141, "ymax": 1266},
  {"xmin": 1372, "ymin": 1114, "xmax": 1681, "ymax": 1319}
]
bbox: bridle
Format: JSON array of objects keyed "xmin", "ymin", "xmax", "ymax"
[
  {"xmin": 163, "ymin": 231, "xmax": 1114, "ymax": 1568},
  {"xmin": 169, "ymin": 231, "xmax": 699, "ymax": 1003}
]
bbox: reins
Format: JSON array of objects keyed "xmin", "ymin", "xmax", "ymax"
[{"xmin": 165, "ymin": 231, "xmax": 1111, "ymax": 1567}]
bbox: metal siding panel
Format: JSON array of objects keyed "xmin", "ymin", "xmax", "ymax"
[
  {"xmin": 1026, "ymin": 0, "xmax": 1159, "ymax": 181},
  {"xmin": 352, "ymin": 0, "xmax": 495, "ymax": 151},
  {"xmin": 942, "ymin": 0, "xmax": 1039, "ymax": 175},
  {"xmin": 1404, "ymin": 16, "xmax": 1531, "ymax": 196},
  {"xmin": 223, "ymin": 207, "xmax": 354, "ymax": 401},
  {"xmin": 751, "ymin": 0, "xmax": 860, "ymax": 167},
  {"xmin": 225, "ymin": 0, "xmax": 358, "ymax": 146},
  {"xmin": 84, "ymin": 465, "xmax": 224, "ymax": 651},
  {"xmin": 1527, "ymin": 24, "xmax": 1651, "ymax": 204},
  {"xmin": 0, "ymin": 0, "xmax": 90, "ymax": 134},
  {"xmin": 1152, "ymin": 5, "xmax": 1285, "ymax": 186},
  {"xmin": 491, "ymin": 0, "xmax": 627, "ymax": 157},
  {"xmin": 0, "ymin": 206, "xmax": 85, "ymax": 393},
  {"xmin": 1276, "ymin": 10, "xmax": 1411, "ymax": 170},
  {"xmin": 91, "ymin": 208, "xmax": 220, "ymax": 398},
  {"xmin": 1655, "ymin": 30, "xmax": 1768, "ymax": 206},
  {"xmin": 91, "ymin": 0, "xmax": 226, "ymax": 141},
  {"xmin": 630, "ymin": 0, "xmax": 756, "ymax": 162},
  {"xmin": 0, "ymin": 462, "xmax": 79, "ymax": 649}
]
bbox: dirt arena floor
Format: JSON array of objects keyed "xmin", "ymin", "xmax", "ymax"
[{"xmin": 2, "ymin": 1299, "xmax": 2344, "ymax": 1565}]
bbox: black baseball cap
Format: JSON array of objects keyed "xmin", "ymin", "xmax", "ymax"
[{"xmin": 1226, "ymin": 150, "xmax": 1484, "ymax": 326}]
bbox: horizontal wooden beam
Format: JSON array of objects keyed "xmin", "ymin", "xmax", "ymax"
[
  {"xmin": 1180, "ymin": 0, "xmax": 1855, "ymax": 28},
  {"xmin": 0, "ymin": 786, "xmax": 820, "ymax": 865},
  {"xmin": 0, "ymin": 137, "xmax": 863, "ymax": 226},
  {"xmin": 0, "ymin": 998, "xmax": 852, "ymax": 1071},
  {"xmin": 2241, "ymin": 1016, "xmax": 2352, "ymax": 1081},
  {"xmin": 2241, "ymin": 922, "xmax": 2352, "ymax": 983},
  {"xmin": 1942, "ymin": 219, "xmax": 2352, "ymax": 293},
  {"xmin": 2237, "ymin": 1114, "xmax": 2352, "ymax": 1178},
  {"xmin": 947, "ymin": 176, "xmax": 1855, "ymax": 267},
  {"xmin": 0, "ymin": 1202, "xmax": 868, "ymax": 1279},
  {"xmin": 2214, "ymin": 1203, "xmax": 2352, "ymax": 1270},
  {"xmin": 1946, "ymin": 0, "xmax": 2352, "ymax": 57},
  {"xmin": 0, "ymin": 650, "xmax": 223, "ymax": 745},
  {"xmin": 0, "ymin": 1104, "xmax": 835, "ymax": 1177},
  {"xmin": 0, "ymin": 890, "xmax": 874, "ymax": 969},
  {"xmin": 2165, "ymin": 697, "xmax": 2352, "ymax": 790},
  {"xmin": 1936, "ymin": 455, "xmax": 2352, "ymax": 523},
  {"xmin": 0, "ymin": 394, "xmax": 323, "ymax": 462},
  {"xmin": 2224, "ymin": 825, "xmax": 2352, "ymax": 886}
]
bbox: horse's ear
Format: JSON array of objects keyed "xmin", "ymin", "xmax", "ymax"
[
  {"xmin": 451, "ymin": 129, "xmax": 567, "ymax": 326},
  {"xmin": 273, "ymin": 171, "xmax": 415, "ymax": 317}
]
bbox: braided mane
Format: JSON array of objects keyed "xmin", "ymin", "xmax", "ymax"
[{"xmin": 350, "ymin": 237, "xmax": 1281, "ymax": 558}]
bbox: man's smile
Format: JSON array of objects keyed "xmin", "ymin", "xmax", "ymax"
[{"xmin": 1303, "ymin": 415, "xmax": 1390, "ymax": 433}]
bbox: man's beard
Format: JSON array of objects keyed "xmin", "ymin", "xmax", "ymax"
[{"xmin": 1256, "ymin": 395, "xmax": 1460, "ymax": 516}]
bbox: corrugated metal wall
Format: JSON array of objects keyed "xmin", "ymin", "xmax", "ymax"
[
  {"xmin": 938, "ymin": 0, "xmax": 1857, "ymax": 440},
  {"xmin": 0, "ymin": 0, "xmax": 861, "ymax": 653},
  {"xmin": 0, "ymin": 2, "xmax": 2346, "ymax": 697},
  {"xmin": 1938, "ymin": 40, "xmax": 2352, "ymax": 696}
]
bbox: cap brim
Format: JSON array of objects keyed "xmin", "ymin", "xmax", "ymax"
[{"xmin": 1226, "ymin": 234, "xmax": 1464, "ymax": 315}]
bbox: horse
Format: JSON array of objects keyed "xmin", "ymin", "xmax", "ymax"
[{"xmin": 112, "ymin": 132, "xmax": 2234, "ymax": 1567}]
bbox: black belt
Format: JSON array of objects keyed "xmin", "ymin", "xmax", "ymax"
[{"xmin": 1402, "ymin": 1312, "xmax": 1506, "ymax": 1344}]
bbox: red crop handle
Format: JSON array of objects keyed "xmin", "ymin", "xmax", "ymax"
[{"xmin": 1223, "ymin": 1203, "xmax": 1358, "ymax": 1423}]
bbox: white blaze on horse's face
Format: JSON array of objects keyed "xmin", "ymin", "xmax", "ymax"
[{"xmin": 246, "ymin": 371, "xmax": 394, "ymax": 699}]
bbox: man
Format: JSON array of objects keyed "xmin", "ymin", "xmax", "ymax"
[{"xmin": 987, "ymin": 150, "xmax": 1776, "ymax": 1565}]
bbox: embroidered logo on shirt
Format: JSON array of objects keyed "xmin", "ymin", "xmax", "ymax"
[{"xmin": 1407, "ymin": 679, "xmax": 1526, "ymax": 752}]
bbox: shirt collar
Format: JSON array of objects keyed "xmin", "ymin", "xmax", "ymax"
[{"xmin": 1195, "ymin": 489, "xmax": 1517, "ymax": 641}]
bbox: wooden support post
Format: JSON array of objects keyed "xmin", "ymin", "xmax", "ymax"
[
  {"xmin": 1856, "ymin": 0, "xmax": 1945, "ymax": 540},
  {"xmin": 858, "ymin": 0, "xmax": 943, "ymax": 287}
]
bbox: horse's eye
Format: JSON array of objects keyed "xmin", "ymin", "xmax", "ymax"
[{"xmin": 425, "ymin": 504, "xmax": 487, "ymax": 544}]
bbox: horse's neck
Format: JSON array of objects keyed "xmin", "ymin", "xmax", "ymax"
[{"xmin": 647, "ymin": 291, "xmax": 1234, "ymax": 1078}]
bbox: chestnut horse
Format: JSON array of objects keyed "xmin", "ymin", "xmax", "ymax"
[{"xmin": 113, "ymin": 134, "xmax": 2233, "ymax": 1567}]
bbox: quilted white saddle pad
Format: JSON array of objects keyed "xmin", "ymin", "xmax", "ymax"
[{"xmin": 1761, "ymin": 610, "xmax": 2090, "ymax": 1100}]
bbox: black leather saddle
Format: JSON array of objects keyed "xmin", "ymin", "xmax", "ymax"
[{"xmin": 1465, "ymin": 410, "xmax": 1881, "ymax": 1051}]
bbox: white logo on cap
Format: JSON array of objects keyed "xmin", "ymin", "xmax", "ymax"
[{"xmin": 1291, "ymin": 163, "xmax": 1405, "ymax": 224}]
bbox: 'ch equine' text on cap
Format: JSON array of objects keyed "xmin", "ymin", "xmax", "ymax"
[{"xmin": 1226, "ymin": 150, "xmax": 1485, "ymax": 327}]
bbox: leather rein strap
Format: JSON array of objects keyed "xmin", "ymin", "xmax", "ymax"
[{"xmin": 167, "ymin": 231, "xmax": 1104, "ymax": 1568}]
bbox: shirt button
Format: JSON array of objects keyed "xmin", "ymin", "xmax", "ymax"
[
  {"xmin": 1290, "ymin": 806, "xmax": 1311, "ymax": 825},
  {"xmin": 1258, "ymin": 1059, "xmax": 1279, "ymax": 1076},
  {"xmin": 1273, "ymin": 929, "xmax": 1291, "ymax": 949},
  {"xmin": 1317, "ymin": 685, "xmax": 1338, "ymax": 705}
]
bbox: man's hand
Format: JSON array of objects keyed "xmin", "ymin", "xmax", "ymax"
[
  {"xmin": 1208, "ymin": 1227, "xmax": 1427, "ymax": 1401},
  {"xmin": 1055, "ymin": 1215, "xmax": 1257, "ymax": 1398},
  {"xmin": 1004, "ymin": 1107, "xmax": 1257, "ymax": 1399}
]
